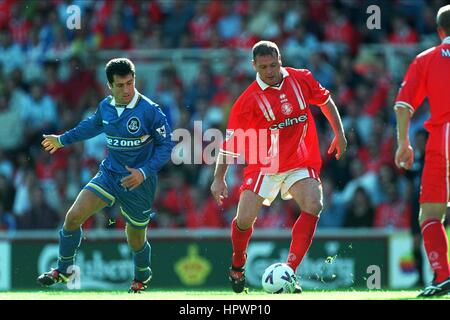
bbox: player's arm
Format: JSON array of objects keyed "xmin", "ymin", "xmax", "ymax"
[
  {"xmin": 211, "ymin": 96, "xmax": 249, "ymax": 206},
  {"xmin": 41, "ymin": 110, "xmax": 103, "ymax": 154},
  {"xmin": 394, "ymin": 107, "xmax": 413, "ymax": 169},
  {"xmin": 211, "ymin": 154, "xmax": 233, "ymax": 206},
  {"xmin": 138, "ymin": 106, "xmax": 175, "ymax": 179},
  {"xmin": 393, "ymin": 57, "xmax": 425, "ymax": 170},
  {"xmin": 320, "ymin": 97, "xmax": 347, "ymax": 160},
  {"xmin": 302, "ymin": 69, "xmax": 347, "ymax": 160}
]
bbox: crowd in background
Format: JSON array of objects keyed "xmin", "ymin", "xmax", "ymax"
[{"xmin": 0, "ymin": 0, "xmax": 446, "ymax": 231}]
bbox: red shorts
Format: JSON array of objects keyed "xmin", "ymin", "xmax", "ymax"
[
  {"xmin": 239, "ymin": 167, "xmax": 320, "ymax": 206},
  {"xmin": 420, "ymin": 124, "xmax": 450, "ymax": 204}
]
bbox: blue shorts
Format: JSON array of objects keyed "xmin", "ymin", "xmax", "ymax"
[{"xmin": 84, "ymin": 164, "xmax": 157, "ymax": 229}]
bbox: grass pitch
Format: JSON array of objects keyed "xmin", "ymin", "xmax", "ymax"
[{"xmin": 0, "ymin": 289, "xmax": 449, "ymax": 300}]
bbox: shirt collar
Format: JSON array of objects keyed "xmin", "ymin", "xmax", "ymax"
[
  {"xmin": 256, "ymin": 67, "xmax": 289, "ymax": 90},
  {"xmin": 110, "ymin": 89, "xmax": 140, "ymax": 109},
  {"xmin": 443, "ymin": 36, "xmax": 450, "ymax": 44}
]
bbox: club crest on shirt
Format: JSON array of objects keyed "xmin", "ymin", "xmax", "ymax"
[
  {"xmin": 246, "ymin": 178, "xmax": 253, "ymax": 185},
  {"xmin": 127, "ymin": 117, "xmax": 140, "ymax": 134},
  {"xmin": 281, "ymin": 102, "xmax": 293, "ymax": 115}
]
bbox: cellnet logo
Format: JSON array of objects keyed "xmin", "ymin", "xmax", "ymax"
[
  {"xmin": 269, "ymin": 115, "xmax": 307, "ymax": 130},
  {"xmin": 442, "ymin": 48, "xmax": 450, "ymax": 57}
]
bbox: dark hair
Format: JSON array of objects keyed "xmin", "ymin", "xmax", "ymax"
[
  {"xmin": 437, "ymin": 5, "xmax": 450, "ymax": 36},
  {"xmin": 105, "ymin": 58, "xmax": 135, "ymax": 84},
  {"xmin": 252, "ymin": 40, "xmax": 280, "ymax": 61}
]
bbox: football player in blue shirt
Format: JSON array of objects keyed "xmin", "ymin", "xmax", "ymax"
[{"xmin": 37, "ymin": 58, "xmax": 174, "ymax": 293}]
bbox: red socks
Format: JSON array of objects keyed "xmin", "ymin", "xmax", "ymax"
[
  {"xmin": 231, "ymin": 217, "xmax": 253, "ymax": 268},
  {"xmin": 286, "ymin": 211, "xmax": 319, "ymax": 272},
  {"xmin": 421, "ymin": 218, "xmax": 450, "ymax": 282}
]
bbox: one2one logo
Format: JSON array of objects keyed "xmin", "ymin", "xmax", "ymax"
[{"xmin": 127, "ymin": 117, "xmax": 140, "ymax": 134}]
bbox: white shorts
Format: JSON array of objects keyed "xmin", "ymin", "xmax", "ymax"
[{"xmin": 240, "ymin": 168, "xmax": 320, "ymax": 206}]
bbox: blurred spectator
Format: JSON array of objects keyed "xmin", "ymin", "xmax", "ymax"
[
  {"xmin": 323, "ymin": 6, "xmax": 359, "ymax": 55},
  {"xmin": 17, "ymin": 185, "xmax": 60, "ymax": 229},
  {"xmin": 255, "ymin": 200, "xmax": 294, "ymax": 229},
  {"xmin": 317, "ymin": 176, "xmax": 346, "ymax": 228},
  {"xmin": 283, "ymin": 23, "xmax": 320, "ymax": 58},
  {"xmin": 162, "ymin": 0, "xmax": 194, "ymax": 48},
  {"xmin": 0, "ymin": 202, "xmax": 16, "ymax": 231},
  {"xmin": 99, "ymin": 14, "xmax": 132, "ymax": 50},
  {"xmin": 185, "ymin": 188, "xmax": 224, "ymax": 228},
  {"xmin": 20, "ymin": 80, "xmax": 58, "ymax": 142},
  {"xmin": 344, "ymin": 186, "xmax": 375, "ymax": 228},
  {"xmin": 0, "ymin": 91, "xmax": 24, "ymax": 151},
  {"xmin": 389, "ymin": 17, "xmax": 419, "ymax": 44},
  {"xmin": 374, "ymin": 182, "xmax": 412, "ymax": 230},
  {"xmin": 0, "ymin": 173, "xmax": 15, "ymax": 214},
  {"xmin": 307, "ymin": 52, "xmax": 335, "ymax": 90},
  {"xmin": 217, "ymin": 1, "xmax": 242, "ymax": 42},
  {"xmin": 0, "ymin": 30, "xmax": 24, "ymax": 75},
  {"xmin": 61, "ymin": 56, "xmax": 102, "ymax": 111},
  {"xmin": 0, "ymin": 149, "xmax": 13, "ymax": 180},
  {"xmin": 13, "ymin": 169, "xmax": 37, "ymax": 217}
]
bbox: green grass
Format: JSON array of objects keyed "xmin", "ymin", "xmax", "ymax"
[{"xmin": 0, "ymin": 289, "xmax": 449, "ymax": 300}]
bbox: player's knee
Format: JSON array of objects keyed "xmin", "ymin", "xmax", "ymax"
[
  {"xmin": 418, "ymin": 207, "xmax": 445, "ymax": 225},
  {"xmin": 127, "ymin": 233, "xmax": 145, "ymax": 251},
  {"xmin": 236, "ymin": 216, "xmax": 256, "ymax": 230},
  {"xmin": 64, "ymin": 208, "xmax": 84, "ymax": 230},
  {"xmin": 302, "ymin": 200, "xmax": 322, "ymax": 216},
  {"xmin": 128, "ymin": 238, "xmax": 145, "ymax": 251}
]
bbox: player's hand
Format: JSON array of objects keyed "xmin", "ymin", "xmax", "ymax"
[
  {"xmin": 328, "ymin": 134, "xmax": 347, "ymax": 160},
  {"xmin": 41, "ymin": 134, "xmax": 63, "ymax": 154},
  {"xmin": 210, "ymin": 178, "xmax": 228, "ymax": 206},
  {"xmin": 395, "ymin": 143, "xmax": 414, "ymax": 170},
  {"xmin": 120, "ymin": 166, "xmax": 144, "ymax": 191}
]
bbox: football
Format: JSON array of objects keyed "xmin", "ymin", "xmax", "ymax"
[{"xmin": 261, "ymin": 263, "xmax": 296, "ymax": 294}]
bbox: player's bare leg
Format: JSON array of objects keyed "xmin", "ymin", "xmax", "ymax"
[
  {"xmin": 63, "ymin": 189, "xmax": 108, "ymax": 230},
  {"xmin": 229, "ymin": 190, "xmax": 264, "ymax": 293},
  {"xmin": 286, "ymin": 178, "xmax": 323, "ymax": 293},
  {"xmin": 37, "ymin": 189, "xmax": 107, "ymax": 287},
  {"xmin": 125, "ymin": 224, "xmax": 152, "ymax": 293},
  {"xmin": 417, "ymin": 203, "xmax": 450, "ymax": 297}
]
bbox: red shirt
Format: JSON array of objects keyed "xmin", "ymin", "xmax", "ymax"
[
  {"xmin": 395, "ymin": 37, "xmax": 450, "ymax": 130},
  {"xmin": 220, "ymin": 67, "xmax": 330, "ymax": 175}
]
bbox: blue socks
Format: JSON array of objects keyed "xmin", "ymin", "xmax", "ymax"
[
  {"xmin": 57, "ymin": 227, "xmax": 151, "ymax": 283},
  {"xmin": 133, "ymin": 241, "xmax": 152, "ymax": 282},
  {"xmin": 57, "ymin": 227, "xmax": 82, "ymax": 274}
]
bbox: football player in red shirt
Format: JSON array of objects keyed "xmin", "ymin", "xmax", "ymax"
[
  {"xmin": 211, "ymin": 41, "xmax": 347, "ymax": 293},
  {"xmin": 394, "ymin": 5, "xmax": 450, "ymax": 297}
]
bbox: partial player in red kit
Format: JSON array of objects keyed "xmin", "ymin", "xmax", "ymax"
[
  {"xmin": 210, "ymin": 41, "xmax": 347, "ymax": 293},
  {"xmin": 394, "ymin": 5, "xmax": 450, "ymax": 297}
]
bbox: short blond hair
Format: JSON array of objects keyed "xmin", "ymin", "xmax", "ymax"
[
  {"xmin": 252, "ymin": 41, "xmax": 280, "ymax": 61},
  {"xmin": 437, "ymin": 5, "xmax": 450, "ymax": 35}
]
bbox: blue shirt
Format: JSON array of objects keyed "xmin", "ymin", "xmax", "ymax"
[{"xmin": 59, "ymin": 91, "xmax": 174, "ymax": 179}]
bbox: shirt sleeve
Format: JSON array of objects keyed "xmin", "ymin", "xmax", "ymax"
[
  {"xmin": 138, "ymin": 105, "xmax": 175, "ymax": 179},
  {"xmin": 302, "ymin": 70, "xmax": 331, "ymax": 106},
  {"xmin": 219, "ymin": 95, "xmax": 251, "ymax": 158},
  {"xmin": 59, "ymin": 108, "xmax": 103, "ymax": 146},
  {"xmin": 394, "ymin": 57, "xmax": 426, "ymax": 115}
]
